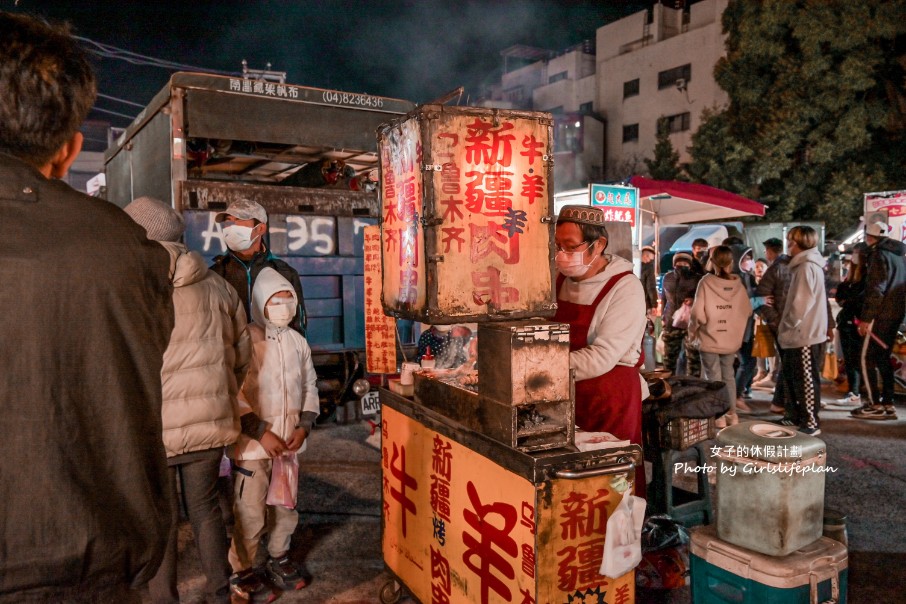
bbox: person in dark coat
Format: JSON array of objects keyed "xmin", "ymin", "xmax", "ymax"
[
  {"xmin": 210, "ymin": 199, "xmax": 307, "ymax": 336},
  {"xmin": 0, "ymin": 13, "xmax": 175, "ymax": 603},
  {"xmin": 852, "ymin": 222, "xmax": 906, "ymax": 420},
  {"xmin": 753, "ymin": 237, "xmax": 791, "ymax": 412},
  {"xmin": 660, "ymin": 251, "xmax": 702, "ymax": 376},
  {"xmin": 834, "ymin": 243, "xmax": 868, "ymax": 406},
  {"xmin": 640, "ymin": 245, "xmax": 658, "ymax": 312}
]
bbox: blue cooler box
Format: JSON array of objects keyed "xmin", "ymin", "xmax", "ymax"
[{"xmin": 690, "ymin": 525, "xmax": 847, "ymax": 603}]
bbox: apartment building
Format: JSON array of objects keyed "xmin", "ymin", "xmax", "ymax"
[
  {"xmin": 481, "ymin": 0, "xmax": 729, "ymax": 191},
  {"xmin": 598, "ymin": 0, "xmax": 729, "ymax": 179}
]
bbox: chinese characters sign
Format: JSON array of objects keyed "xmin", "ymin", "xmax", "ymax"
[
  {"xmin": 381, "ymin": 404, "xmax": 634, "ymax": 604},
  {"xmin": 431, "ymin": 113, "xmax": 552, "ymax": 319},
  {"xmin": 589, "ymin": 184, "xmax": 639, "ymax": 227},
  {"xmin": 380, "ymin": 119, "xmax": 427, "ymax": 314},
  {"xmin": 364, "ymin": 225, "xmax": 396, "ymax": 373},
  {"xmin": 380, "ymin": 107, "xmax": 555, "ymax": 322}
]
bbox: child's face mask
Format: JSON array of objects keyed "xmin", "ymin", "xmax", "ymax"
[{"xmin": 266, "ymin": 296, "xmax": 295, "ymax": 327}]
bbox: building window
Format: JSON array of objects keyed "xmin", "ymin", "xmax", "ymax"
[
  {"xmin": 579, "ymin": 101, "xmax": 593, "ymax": 113},
  {"xmin": 546, "ymin": 106, "xmax": 564, "ymax": 114},
  {"xmin": 659, "ymin": 112, "xmax": 690, "ymax": 133},
  {"xmin": 504, "ymin": 86, "xmax": 524, "ymax": 102},
  {"xmin": 623, "ymin": 78, "xmax": 640, "ymax": 98},
  {"xmin": 549, "ymin": 71, "xmax": 568, "ymax": 84},
  {"xmin": 657, "ymin": 64, "xmax": 691, "ymax": 89},
  {"xmin": 622, "ymin": 123, "xmax": 639, "ymax": 142}
]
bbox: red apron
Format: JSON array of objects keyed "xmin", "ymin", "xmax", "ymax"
[{"xmin": 554, "ymin": 271, "xmax": 646, "ymax": 495}]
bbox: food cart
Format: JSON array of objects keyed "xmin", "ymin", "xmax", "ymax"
[{"xmin": 373, "ymin": 104, "xmax": 642, "ymax": 603}]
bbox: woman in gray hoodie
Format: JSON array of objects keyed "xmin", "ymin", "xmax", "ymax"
[
  {"xmin": 777, "ymin": 226, "xmax": 828, "ymax": 435},
  {"xmin": 689, "ymin": 245, "xmax": 753, "ymax": 427}
]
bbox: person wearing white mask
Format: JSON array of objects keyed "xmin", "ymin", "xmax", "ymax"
[
  {"xmin": 553, "ymin": 205, "xmax": 647, "ymax": 496},
  {"xmin": 211, "ymin": 199, "xmax": 307, "ymax": 336},
  {"xmin": 228, "ymin": 268, "xmax": 319, "ymax": 599}
]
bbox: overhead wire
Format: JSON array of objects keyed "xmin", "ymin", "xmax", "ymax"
[{"xmin": 75, "ymin": 34, "xmax": 240, "ymax": 123}]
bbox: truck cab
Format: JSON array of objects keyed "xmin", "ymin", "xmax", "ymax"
[{"xmin": 104, "ymin": 72, "xmax": 417, "ymax": 420}]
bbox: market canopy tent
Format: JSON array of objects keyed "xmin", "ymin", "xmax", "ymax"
[{"xmin": 629, "ymin": 175, "xmax": 766, "ymax": 225}]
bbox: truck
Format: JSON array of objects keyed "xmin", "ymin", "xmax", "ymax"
[{"xmin": 103, "ymin": 72, "xmax": 417, "ymax": 421}]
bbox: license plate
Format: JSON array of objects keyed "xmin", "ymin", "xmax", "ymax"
[{"xmin": 360, "ymin": 390, "xmax": 380, "ymax": 416}]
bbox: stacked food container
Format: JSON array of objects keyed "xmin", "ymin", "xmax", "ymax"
[{"xmin": 690, "ymin": 421, "xmax": 847, "ymax": 603}]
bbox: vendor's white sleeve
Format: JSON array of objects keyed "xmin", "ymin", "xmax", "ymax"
[{"xmin": 570, "ymin": 276, "xmax": 647, "ymax": 381}]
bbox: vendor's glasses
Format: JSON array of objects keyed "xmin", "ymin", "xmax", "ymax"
[{"xmin": 555, "ymin": 240, "xmax": 592, "ymax": 253}]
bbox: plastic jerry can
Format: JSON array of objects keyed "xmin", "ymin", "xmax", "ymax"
[
  {"xmin": 690, "ymin": 524, "xmax": 847, "ymax": 604},
  {"xmin": 714, "ymin": 421, "xmax": 826, "ymax": 556}
]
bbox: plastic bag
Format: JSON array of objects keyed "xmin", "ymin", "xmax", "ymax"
[
  {"xmin": 600, "ymin": 488, "xmax": 646, "ymax": 579},
  {"xmin": 671, "ymin": 303, "xmax": 691, "ymax": 329},
  {"xmin": 822, "ymin": 347, "xmax": 839, "ymax": 381},
  {"xmin": 266, "ymin": 453, "xmax": 299, "ymax": 509},
  {"xmin": 640, "ymin": 515, "xmax": 690, "ymax": 552}
]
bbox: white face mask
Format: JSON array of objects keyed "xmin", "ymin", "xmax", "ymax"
[
  {"xmin": 556, "ymin": 244, "xmax": 596, "ymax": 278},
  {"xmin": 266, "ymin": 301, "xmax": 295, "ymax": 327},
  {"xmin": 740, "ymin": 258, "xmax": 754, "ymax": 272},
  {"xmin": 222, "ymin": 224, "xmax": 260, "ymax": 252}
]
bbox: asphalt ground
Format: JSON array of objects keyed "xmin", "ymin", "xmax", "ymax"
[{"xmin": 139, "ymin": 380, "xmax": 906, "ymax": 603}]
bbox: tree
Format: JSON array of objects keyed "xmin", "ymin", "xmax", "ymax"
[
  {"xmin": 687, "ymin": 0, "xmax": 906, "ymax": 236},
  {"xmin": 644, "ymin": 118, "xmax": 684, "ymax": 180}
]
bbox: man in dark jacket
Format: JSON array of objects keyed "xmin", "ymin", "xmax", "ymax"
[
  {"xmin": 0, "ymin": 13, "xmax": 175, "ymax": 603},
  {"xmin": 753, "ymin": 238, "xmax": 791, "ymax": 402},
  {"xmin": 210, "ymin": 199, "xmax": 307, "ymax": 335},
  {"xmin": 660, "ymin": 251, "xmax": 702, "ymax": 376},
  {"xmin": 852, "ymin": 221, "xmax": 906, "ymax": 420},
  {"xmin": 640, "ymin": 245, "xmax": 658, "ymax": 312}
]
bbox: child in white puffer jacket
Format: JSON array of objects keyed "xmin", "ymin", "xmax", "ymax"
[{"xmin": 228, "ymin": 267, "xmax": 319, "ymax": 598}]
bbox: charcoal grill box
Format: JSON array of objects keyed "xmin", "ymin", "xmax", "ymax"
[
  {"xmin": 690, "ymin": 524, "xmax": 847, "ymax": 604},
  {"xmin": 714, "ymin": 422, "xmax": 827, "ymax": 556},
  {"xmin": 413, "ymin": 372, "xmax": 574, "ymax": 453},
  {"xmin": 380, "ymin": 389, "xmax": 641, "ymax": 604},
  {"xmin": 377, "ymin": 105, "xmax": 556, "ymax": 324},
  {"xmin": 477, "ymin": 320, "xmax": 570, "ymax": 405}
]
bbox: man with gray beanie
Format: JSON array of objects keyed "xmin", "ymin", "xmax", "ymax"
[
  {"xmin": 125, "ymin": 196, "xmax": 251, "ymax": 604},
  {"xmin": 0, "ymin": 13, "xmax": 174, "ymax": 602}
]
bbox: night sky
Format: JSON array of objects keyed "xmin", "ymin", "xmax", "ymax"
[{"xmin": 5, "ymin": 0, "xmax": 649, "ymax": 126}]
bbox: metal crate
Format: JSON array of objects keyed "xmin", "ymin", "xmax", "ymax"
[{"xmin": 662, "ymin": 417, "xmax": 716, "ymax": 450}]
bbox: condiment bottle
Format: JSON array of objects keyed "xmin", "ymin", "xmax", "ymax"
[{"xmin": 420, "ymin": 346, "xmax": 435, "ymax": 369}]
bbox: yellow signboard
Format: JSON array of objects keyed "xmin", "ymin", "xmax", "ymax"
[
  {"xmin": 382, "ymin": 405, "xmax": 634, "ymax": 603},
  {"xmin": 364, "ymin": 225, "xmax": 396, "ymax": 374}
]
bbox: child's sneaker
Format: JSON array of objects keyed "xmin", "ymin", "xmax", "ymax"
[
  {"xmin": 799, "ymin": 426, "xmax": 822, "ymax": 436},
  {"xmin": 229, "ymin": 568, "xmax": 267, "ymax": 601},
  {"xmin": 265, "ymin": 555, "xmax": 307, "ymax": 591},
  {"xmin": 851, "ymin": 404, "xmax": 896, "ymax": 420}
]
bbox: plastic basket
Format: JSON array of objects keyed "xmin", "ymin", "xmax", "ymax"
[{"xmin": 662, "ymin": 417, "xmax": 715, "ymax": 450}]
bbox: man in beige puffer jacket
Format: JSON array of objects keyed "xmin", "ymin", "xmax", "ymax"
[{"xmin": 125, "ymin": 196, "xmax": 251, "ymax": 604}]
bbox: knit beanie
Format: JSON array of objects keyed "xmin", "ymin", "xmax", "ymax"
[{"xmin": 124, "ymin": 196, "xmax": 185, "ymax": 242}]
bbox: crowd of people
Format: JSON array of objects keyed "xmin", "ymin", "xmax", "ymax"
[{"xmin": 644, "ymin": 223, "xmax": 906, "ymax": 436}]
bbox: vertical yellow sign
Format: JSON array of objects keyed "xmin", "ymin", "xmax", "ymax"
[{"xmin": 364, "ymin": 225, "xmax": 397, "ymax": 374}]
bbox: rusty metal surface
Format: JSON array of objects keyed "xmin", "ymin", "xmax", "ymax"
[
  {"xmin": 378, "ymin": 105, "xmax": 557, "ymax": 324},
  {"xmin": 382, "ymin": 387, "xmax": 640, "ymax": 484},
  {"xmin": 412, "ymin": 372, "xmax": 574, "ymax": 453},
  {"xmin": 180, "ymin": 179, "xmax": 380, "ymax": 216},
  {"xmin": 476, "ymin": 320, "xmax": 571, "ymax": 406}
]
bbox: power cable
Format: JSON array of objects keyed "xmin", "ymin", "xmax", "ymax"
[
  {"xmin": 96, "ymin": 92, "xmax": 146, "ymax": 108},
  {"xmin": 74, "ymin": 34, "xmax": 239, "ymax": 76},
  {"xmin": 91, "ymin": 106, "xmax": 136, "ymax": 121}
]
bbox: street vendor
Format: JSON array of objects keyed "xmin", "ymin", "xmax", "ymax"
[{"xmin": 553, "ymin": 205, "xmax": 648, "ymax": 493}]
